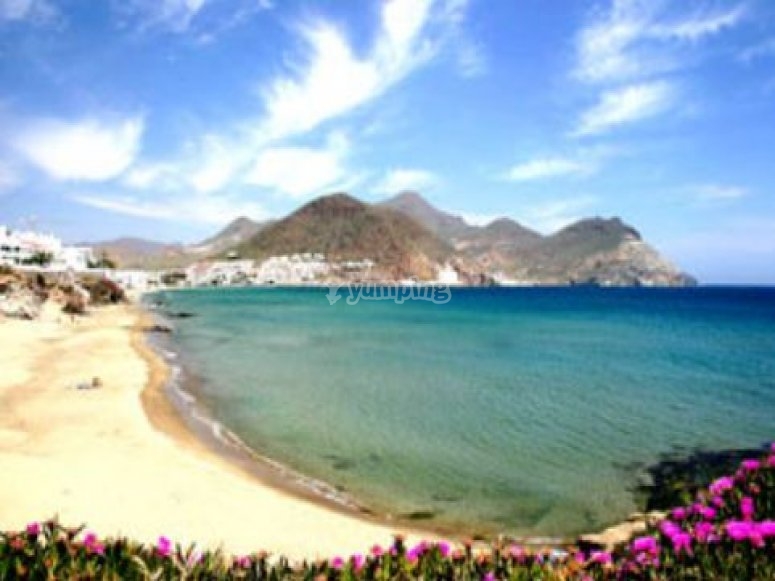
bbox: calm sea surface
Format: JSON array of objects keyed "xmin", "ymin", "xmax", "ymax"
[{"xmin": 148, "ymin": 286, "xmax": 775, "ymax": 537}]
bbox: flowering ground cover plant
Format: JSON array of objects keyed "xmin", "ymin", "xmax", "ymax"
[{"xmin": 2, "ymin": 443, "xmax": 774, "ymax": 580}]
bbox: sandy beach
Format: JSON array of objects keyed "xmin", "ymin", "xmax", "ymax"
[{"xmin": 0, "ymin": 301, "xmax": 421, "ymax": 560}]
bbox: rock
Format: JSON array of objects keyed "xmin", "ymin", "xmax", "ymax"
[
  {"xmin": 146, "ymin": 324, "xmax": 173, "ymax": 333},
  {"xmin": 578, "ymin": 511, "xmax": 666, "ymax": 552}
]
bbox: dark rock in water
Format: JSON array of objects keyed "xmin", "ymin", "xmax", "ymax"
[
  {"xmin": 400, "ymin": 510, "xmax": 437, "ymax": 521},
  {"xmin": 633, "ymin": 444, "xmax": 769, "ymax": 511},
  {"xmin": 166, "ymin": 311, "xmax": 196, "ymax": 319},
  {"xmin": 146, "ymin": 324, "xmax": 173, "ymax": 334}
]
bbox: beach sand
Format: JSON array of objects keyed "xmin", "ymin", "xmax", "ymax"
[{"xmin": 0, "ymin": 301, "xmax": 422, "ymax": 560}]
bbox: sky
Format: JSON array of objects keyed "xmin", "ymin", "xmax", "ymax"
[{"xmin": 1, "ymin": 0, "xmax": 774, "ymax": 283}]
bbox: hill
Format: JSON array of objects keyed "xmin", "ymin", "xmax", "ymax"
[
  {"xmin": 382, "ymin": 193, "xmax": 693, "ymax": 285},
  {"xmin": 234, "ymin": 193, "xmax": 453, "ymax": 279},
  {"xmin": 90, "ymin": 217, "xmax": 266, "ymax": 269}
]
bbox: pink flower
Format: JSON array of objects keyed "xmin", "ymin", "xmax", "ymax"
[
  {"xmin": 83, "ymin": 532, "xmax": 104, "ymax": 556},
  {"xmin": 709, "ymin": 476, "xmax": 735, "ymax": 496},
  {"xmin": 670, "ymin": 532, "xmax": 693, "ymax": 556},
  {"xmin": 438, "ymin": 542, "xmax": 450, "ymax": 557},
  {"xmin": 711, "ymin": 495, "xmax": 725, "ymax": 508},
  {"xmin": 235, "ymin": 556, "xmax": 251, "ymax": 569},
  {"xmin": 406, "ymin": 546, "xmax": 421, "ymax": 563},
  {"xmin": 726, "ymin": 520, "xmax": 754, "ymax": 542},
  {"xmin": 508, "ymin": 544, "xmax": 525, "ymax": 562},
  {"xmin": 351, "ymin": 554, "xmax": 365, "ymax": 571},
  {"xmin": 631, "ymin": 536, "xmax": 658, "ymax": 554},
  {"xmin": 659, "ymin": 520, "xmax": 681, "ymax": 538},
  {"xmin": 699, "ymin": 506, "xmax": 717, "ymax": 520},
  {"xmin": 590, "ymin": 551, "xmax": 612, "ymax": 565},
  {"xmin": 741, "ymin": 459, "xmax": 761, "ymax": 472},
  {"xmin": 483, "ymin": 573, "xmax": 496, "ymax": 581},
  {"xmin": 758, "ymin": 521, "xmax": 775, "ymax": 538},
  {"xmin": 741, "ymin": 496, "xmax": 755, "ymax": 520},
  {"xmin": 749, "ymin": 529, "xmax": 765, "ymax": 548},
  {"xmin": 671, "ymin": 507, "xmax": 687, "ymax": 520},
  {"xmin": 25, "ymin": 522, "xmax": 40, "ymax": 536},
  {"xmin": 157, "ymin": 536, "xmax": 172, "ymax": 558},
  {"xmin": 767, "ymin": 455, "xmax": 775, "ymax": 468},
  {"xmin": 694, "ymin": 522, "xmax": 714, "ymax": 543},
  {"xmin": 330, "ymin": 556, "xmax": 344, "ymax": 570},
  {"xmin": 370, "ymin": 544, "xmax": 383, "ymax": 557}
]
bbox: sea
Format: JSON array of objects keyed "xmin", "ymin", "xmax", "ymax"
[{"xmin": 146, "ymin": 286, "xmax": 775, "ymax": 539}]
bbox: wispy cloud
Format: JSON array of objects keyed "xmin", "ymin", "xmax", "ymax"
[
  {"xmin": 372, "ymin": 168, "xmax": 440, "ymax": 196},
  {"xmin": 519, "ymin": 196, "xmax": 599, "ymax": 234},
  {"xmin": 11, "ymin": 116, "xmax": 144, "ymax": 181},
  {"xmin": 244, "ymin": 132, "xmax": 356, "ymax": 198},
  {"xmin": 256, "ymin": 0, "xmax": 438, "ymax": 142},
  {"xmin": 456, "ymin": 40, "xmax": 487, "ymax": 78},
  {"xmin": 573, "ymin": 81, "xmax": 674, "ymax": 136},
  {"xmin": 0, "ymin": 159, "xmax": 20, "ymax": 192},
  {"xmin": 120, "ymin": 0, "xmax": 210, "ymax": 33},
  {"xmin": 739, "ymin": 37, "xmax": 775, "ymax": 63},
  {"xmin": 503, "ymin": 157, "xmax": 593, "ymax": 182},
  {"xmin": 458, "ymin": 212, "xmax": 501, "ymax": 226},
  {"xmin": 72, "ymin": 192, "xmax": 267, "ymax": 225},
  {"xmin": 574, "ymin": 0, "xmax": 747, "ymax": 85},
  {"xmin": 691, "ymin": 183, "xmax": 748, "ymax": 202},
  {"xmin": 0, "ymin": 0, "xmax": 58, "ymax": 25}
]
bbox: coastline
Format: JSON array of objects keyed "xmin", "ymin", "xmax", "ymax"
[{"xmin": 0, "ymin": 300, "xmax": 429, "ymax": 559}]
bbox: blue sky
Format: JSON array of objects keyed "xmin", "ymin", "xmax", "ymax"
[{"xmin": 1, "ymin": 0, "xmax": 774, "ymax": 282}]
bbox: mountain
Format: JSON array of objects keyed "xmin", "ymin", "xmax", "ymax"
[
  {"xmin": 89, "ymin": 238, "xmax": 189, "ymax": 269},
  {"xmin": 188, "ymin": 216, "xmax": 268, "ymax": 256},
  {"xmin": 381, "ymin": 193, "xmax": 693, "ymax": 286},
  {"xmin": 507, "ymin": 217, "xmax": 694, "ymax": 285},
  {"xmin": 90, "ymin": 217, "xmax": 266, "ymax": 269},
  {"xmin": 90, "ymin": 192, "xmax": 694, "ymax": 286},
  {"xmin": 235, "ymin": 193, "xmax": 453, "ymax": 279},
  {"xmin": 381, "ymin": 191, "xmax": 470, "ymax": 238}
]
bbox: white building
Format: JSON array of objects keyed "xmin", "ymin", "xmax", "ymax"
[
  {"xmin": 0, "ymin": 225, "xmax": 95, "ymax": 271},
  {"xmin": 186, "ymin": 260, "xmax": 255, "ymax": 286},
  {"xmin": 256, "ymin": 255, "xmax": 329, "ymax": 284},
  {"xmin": 436, "ymin": 264, "xmax": 460, "ymax": 285}
]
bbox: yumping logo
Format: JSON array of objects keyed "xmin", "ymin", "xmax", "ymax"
[{"xmin": 325, "ymin": 283, "xmax": 452, "ymax": 305}]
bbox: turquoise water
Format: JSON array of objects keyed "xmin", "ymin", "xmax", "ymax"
[{"xmin": 150, "ymin": 287, "xmax": 775, "ymax": 538}]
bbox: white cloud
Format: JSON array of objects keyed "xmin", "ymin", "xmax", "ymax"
[
  {"xmin": 739, "ymin": 37, "xmax": 775, "ymax": 63},
  {"xmin": 456, "ymin": 40, "xmax": 487, "ymax": 78},
  {"xmin": 256, "ymin": 0, "xmax": 436, "ymax": 142},
  {"xmin": 372, "ymin": 168, "xmax": 440, "ymax": 195},
  {"xmin": 0, "ymin": 0, "xmax": 57, "ymax": 23},
  {"xmin": 123, "ymin": 162, "xmax": 178, "ymax": 190},
  {"xmin": 188, "ymin": 134, "xmax": 246, "ymax": 193},
  {"xmin": 503, "ymin": 157, "xmax": 593, "ymax": 182},
  {"xmin": 12, "ymin": 116, "xmax": 144, "ymax": 181},
  {"xmin": 519, "ymin": 196, "xmax": 598, "ymax": 234},
  {"xmin": 0, "ymin": 160, "xmax": 21, "ymax": 192},
  {"xmin": 123, "ymin": 0, "xmax": 210, "ymax": 33},
  {"xmin": 573, "ymin": 81, "xmax": 674, "ymax": 136},
  {"xmin": 244, "ymin": 132, "xmax": 353, "ymax": 198},
  {"xmin": 575, "ymin": 0, "xmax": 746, "ymax": 84},
  {"xmin": 72, "ymin": 193, "xmax": 267, "ymax": 225},
  {"xmin": 458, "ymin": 212, "xmax": 501, "ymax": 226},
  {"xmin": 692, "ymin": 183, "xmax": 748, "ymax": 202}
]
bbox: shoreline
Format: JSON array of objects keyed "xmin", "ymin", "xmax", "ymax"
[
  {"xmin": 0, "ymin": 300, "xmax": 432, "ymax": 559},
  {"xmin": 135, "ymin": 300, "xmax": 503, "ymax": 542},
  {"xmin": 132, "ymin": 302, "xmax": 391, "ymax": 523}
]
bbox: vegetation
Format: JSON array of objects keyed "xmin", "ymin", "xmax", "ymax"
[
  {"xmin": 88, "ymin": 251, "xmax": 118, "ymax": 270},
  {"xmin": 20, "ymin": 251, "xmax": 53, "ymax": 267},
  {"xmin": 234, "ymin": 193, "xmax": 454, "ymax": 279},
  {"xmin": 2, "ymin": 445, "xmax": 774, "ymax": 579}
]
